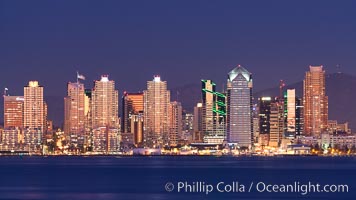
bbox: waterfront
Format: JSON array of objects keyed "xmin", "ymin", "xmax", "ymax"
[{"xmin": 0, "ymin": 156, "xmax": 355, "ymax": 200}]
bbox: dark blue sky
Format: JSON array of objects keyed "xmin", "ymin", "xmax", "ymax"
[{"xmin": 1, "ymin": 0, "xmax": 356, "ymax": 96}]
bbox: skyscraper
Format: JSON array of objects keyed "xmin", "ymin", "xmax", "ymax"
[
  {"xmin": 201, "ymin": 80, "xmax": 226, "ymax": 143},
  {"xmin": 143, "ymin": 75, "xmax": 170, "ymax": 147},
  {"xmin": 227, "ymin": 65, "xmax": 253, "ymax": 148},
  {"xmin": 121, "ymin": 92, "xmax": 144, "ymax": 132},
  {"xmin": 168, "ymin": 101, "xmax": 182, "ymax": 146},
  {"xmin": 64, "ymin": 82, "xmax": 85, "ymax": 136},
  {"xmin": 24, "ymin": 81, "xmax": 45, "ymax": 131},
  {"xmin": 201, "ymin": 80, "xmax": 215, "ymax": 135},
  {"xmin": 23, "ymin": 81, "xmax": 45, "ymax": 151},
  {"xmin": 91, "ymin": 75, "xmax": 119, "ymax": 128},
  {"xmin": 284, "ymin": 89, "xmax": 304, "ymax": 137},
  {"xmin": 303, "ymin": 66, "xmax": 328, "ymax": 136},
  {"xmin": 259, "ymin": 97, "xmax": 272, "ymax": 146},
  {"xmin": 4, "ymin": 96, "xmax": 24, "ymax": 129},
  {"xmin": 269, "ymin": 99, "xmax": 284, "ymax": 147},
  {"xmin": 121, "ymin": 92, "xmax": 144, "ymax": 145}
]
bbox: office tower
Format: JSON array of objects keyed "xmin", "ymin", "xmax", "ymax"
[
  {"xmin": 129, "ymin": 114, "xmax": 144, "ymax": 145},
  {"xmin": 214, "ymin": 91, "xmax": 227, "ymax": 138},
  {"xmin": 201, "ymin": 80, "xmax": 226, "ymax": 135},
  {"xmin": 227, "ymin": 65, "xmax": 253, "ymax": 148},
  {"xmin": 168, "ymin": 101, "xmax": 182, "ymax": 146},
  {"xmin": 201, "ymin": 80, "xmax": 226, "ymax": 144},
  {"xmin": 303, "ymin": 66, "xmax": 328, "ymax": 136},
  {"xmin": 284, "ymin": 89, "xmax": 304, "ymax": 137},
  {"xmin": 4, "ymin": 96, "xmax": 24, "ymax": 128},
  {"xmin": 64, "ymin": 82, "xmax": 85, "ymax": 136},
  {"xmin": 285, "ymin": 89, "xmax": 296, "ymax": 136},
  {"xmin": 91, "ymin": 75, "xmax": 119, "ymax": 128},
  {"xmin": 193, "ymin": 103, "xmax": 203, "ymax": 142},
  {"xmin": 269, "ymin": 101, "xmax": 280, "ymax": 147},
  {"xmin": 143, "ymin": 75, "xmax": 170, "ymax": 147},
  {"xmin": 122, "ymin": 92, "xmax": 144, "ymax": 145},
  {"xmin": 201, "ymin": 80, "xmax": 215, "ymax": 135},
  {"xmin": 121, "ymin": 92, "xmax": 144, "ymax": 144},
  {"xmin": 259, "ymin": 97, "xmax": 272, "ymax": 146}
]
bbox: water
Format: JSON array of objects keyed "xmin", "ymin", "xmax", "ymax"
[{"xmin": 0, "ymin": 156, "xmax": 355, "ymax": 200}]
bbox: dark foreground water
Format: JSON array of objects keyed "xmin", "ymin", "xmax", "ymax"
[{"xmin": 0, "ymin": 156, "xmax": 355, "ymax": 200}]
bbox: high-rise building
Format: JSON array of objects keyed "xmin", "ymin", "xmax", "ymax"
[
  {"xmin": 23, "ymin": 81, "xmax": 45, "ymax": 152},
  {"xmin": 121, "ymin": 92, "xmax": 144, "ymax": 145},
  {"xmin": 201, "ymin": 80, "xmax": 226, "ymax": 143},
  {"xmin": 129, "ymin": 113, "xmax": 144, "ymax": 145},
  {"xmin": 4, "ymin": 96, "xmax": 24, "ymax": 129},
  {"xmin": 91, "ymin": 75, "xmax": 119, "ymax": 128},
  {"xmin": 303, "ymin": 66, "xmax": 328, "ymax": 136},
  {"xmin": 284, "ymin": 89, "xmax": 304, "ymax": 137},
  {"xmin": 122, "ymin": 92, "xmax": 144, "ymax": 133},
  {"xmin": 24, "ymin": 81, "xmax": 45, "ymax": 131},
  {"xmin": 143, "ymin": 75, "xmax": 170, "ymax": 147},
  {"xmin": 201, "ymin": 80, "xmax": 215, "ymax": 135},
  {"xmin": 168, "ymin": 101, "xmax": 182, "ymax": 146},
  {"xmin": 269, "ymin": 99, "xmax": 284, "ymax": 147},
  {"xmin": 64, "ymin": 82, "xmax": 85, "ymax": 136},
  {"xmin": 258, "ymin": 97, "xmax": 272, "ymax": 146},
  {"xmin": 227, "ymin": 65, "xmax": 253, "ymax": 148}
]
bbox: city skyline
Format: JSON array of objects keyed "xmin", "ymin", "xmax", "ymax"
[
  {"xmin": 2, "ymin": 63, "xmax": 356, "ymax": 155},
  {"xmin": 0, "ymin": 65, "xmax": 339, "ymax": 127},
  {"xmin": 0, "ymin": 65, "xmax": 353, "ymax": 128}
]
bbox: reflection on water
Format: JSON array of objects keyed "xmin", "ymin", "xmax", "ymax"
[{"xmin": 0, "ymin": 156, "xmax": 355, "ymax": 200}]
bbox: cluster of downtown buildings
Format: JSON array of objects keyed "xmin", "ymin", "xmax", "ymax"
[{"xmin": 0, "ymin": 65, "xmax": 355, "ymax": 155}]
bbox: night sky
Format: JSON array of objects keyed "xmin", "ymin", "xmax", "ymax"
[{"xmin": 1, "ymin": 0, "xmax": 356, "ymax": 96}]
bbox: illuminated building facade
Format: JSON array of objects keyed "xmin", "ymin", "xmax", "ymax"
[
  {"xmin": 168, "ymin": 101, "xmax": 182, "ymax": 146},
  {"xmin": 303, "ymin": 66, "xmax": 328, "ymax": 136},
  {"xmin": 227, "ymin": 65, "xmax": 253, "ymax": 147},
  {"xmin": 4, "ymin": 96, "xmax": 24, "ymax": 129},
  {"xmin": 201, "ymin": 80, "xmax": 226, "ymax": 143},
  {"xmin": 269, "ymin": 100, "xmax": 284, "ymax": 147},
  {"xmin": 92, "ymin": 126, "xmax": 119, "ymax": 153},
  {"xmin": 91, "ymin": 75, "xmax": 119, "ymax": 128},
  {"xmin": 64, "ymin": 82, "xmax": 85, "ymax": 136},
  {"xmin": 121, "ymin": 92, "xmax": 144, "ymax": 145},
  {"xmin": 258, "ymin": 97, "xmax": 271, "ymax": 146},
  {"xmin": 284, "ymin": 89, "xmax": 304, "ymax": 137},
  {"xmin": 24, "ymin": 81, "xmax": 45, "ymax": 151},
  {"xmin": 143, "ymin": 75, "xmax": 170, "ymax": 147},
  {"xmin": 193, "ymin": 103, "xmax": 203, "ymax": 142}
]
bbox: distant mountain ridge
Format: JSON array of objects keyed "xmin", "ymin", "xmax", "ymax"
[{"xmin": 171, "ymin": 73, "xmax": 356, "ymax": 131}]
